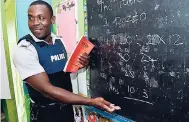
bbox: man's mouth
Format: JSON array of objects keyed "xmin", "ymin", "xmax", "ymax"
[
  {"xmin": 34, "ymin": 29, "xmax": 41, "ymax": 32},
  {"xmin": 33, "ymin": 28, "xmax": 43, "ymax": 33}
]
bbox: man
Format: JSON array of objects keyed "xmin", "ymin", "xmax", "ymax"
[{"xmin": 13, "ymin": 1, "xmax": 120, "ymax": 122}]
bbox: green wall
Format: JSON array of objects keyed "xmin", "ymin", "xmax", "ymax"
[{"xmin": 1, "ymin": 0, "xmax": 19, "ymax": 122}]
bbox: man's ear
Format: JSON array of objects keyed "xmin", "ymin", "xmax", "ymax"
[{"xmin": 51, "ymin": 16, "xmax": 56, "ymax": 24}]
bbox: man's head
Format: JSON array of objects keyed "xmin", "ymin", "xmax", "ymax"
[{"xmin": 28, "ymin": 0, "xmax": 55, "ymax": 40}]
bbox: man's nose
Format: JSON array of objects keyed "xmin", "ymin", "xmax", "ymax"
[{"xmin": 33, "ymin": 18, "xmax": 40, "ymax": 25}]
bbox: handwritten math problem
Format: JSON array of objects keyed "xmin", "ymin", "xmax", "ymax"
[{"xmin": 88, "ymin": 0, "xmax": 189, "ymax": 121}]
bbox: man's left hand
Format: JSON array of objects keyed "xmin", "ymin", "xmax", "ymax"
[{"xmin": 78, "ymin": 52, "xmax": 89, "ymax": 68}]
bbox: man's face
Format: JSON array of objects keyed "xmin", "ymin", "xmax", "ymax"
[{"xmin": 28, "ymin": 5, "xmax": 55, "ymax": 39}]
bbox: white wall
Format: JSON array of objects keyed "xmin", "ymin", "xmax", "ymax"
[{"xmin": 0, "ymin": 10, "xmax": 11, "ymax": 99}]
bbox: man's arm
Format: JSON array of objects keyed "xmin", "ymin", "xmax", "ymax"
[
  {"xmin": 26, "ymin": 72, "xmax": 120, "ymax": 113},
  {"xmin": 13, "ymin": 44, "xmax": 120, "ymax": 113}
]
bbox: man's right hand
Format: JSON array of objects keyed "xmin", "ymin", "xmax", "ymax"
[
  {"xmin": 88, "ymin": 97, "xmax": 121, "ymax": 113},
  {"xmin": 23, "ymin": 72, "xmax": 120, "ymax": 113}
]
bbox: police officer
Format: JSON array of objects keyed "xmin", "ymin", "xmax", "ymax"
[{"xmin": 13, "ymin": 1, "xmax": 120, "ymax": 122}]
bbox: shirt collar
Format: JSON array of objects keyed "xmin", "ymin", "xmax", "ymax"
[{"xmin": 30, "ymin": 32, "xmax": 57, "ymax": 44}]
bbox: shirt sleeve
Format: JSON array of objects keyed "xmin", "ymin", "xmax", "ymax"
[{"xmin": 12, "ymin": 45, "xmax": 45, "ymax": 80}]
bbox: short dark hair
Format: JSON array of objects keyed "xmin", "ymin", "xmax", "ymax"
[{"xmin": 29, "ymin": 0, "xmax": 53, "ymax": 16}]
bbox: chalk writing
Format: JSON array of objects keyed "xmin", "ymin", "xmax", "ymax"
[
  {"xmin": 112, "ymin": 11, "xmax": 147, "ymax": 26},
  {"xmin": 87, "ymin": 0, "xmax": 189, "ymax": 120},
  {"xmin": 146, "ymin": 34, "xmax": 165, "ymax": 45},
  {"xmin": 124, "ymin": 97, "xmax": 153, "ymax": 105},
  {"xmin": 119, "ymin": 0, "xmax": 144, "ymax": 8}
]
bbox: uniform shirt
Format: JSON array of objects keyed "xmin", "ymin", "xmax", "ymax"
[{"xmin": 13, "ymin": 33, "xmax": 66, "ymax": 80}]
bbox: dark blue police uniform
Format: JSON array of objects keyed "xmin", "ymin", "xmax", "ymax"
[{"xmin": 19, "ymin": 35, "xmax": 74, "ymax": 122}]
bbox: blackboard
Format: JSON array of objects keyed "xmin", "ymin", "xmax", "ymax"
[{"xmin": 87, "ymin": 0, "xmax": 189, "ymax": 122}]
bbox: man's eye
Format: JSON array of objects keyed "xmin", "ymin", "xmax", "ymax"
[
  {"xmin": 39, "ymin": 16, "xmax": 45, "ymax": 20},
  {"xmin": 28, "ymin": 17, "xmax": 33, "ymax": 20}
]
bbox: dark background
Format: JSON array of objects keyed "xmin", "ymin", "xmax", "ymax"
[{"xmin": 87, "ymin": 0, "xmax": 189, "ymax": 122}]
